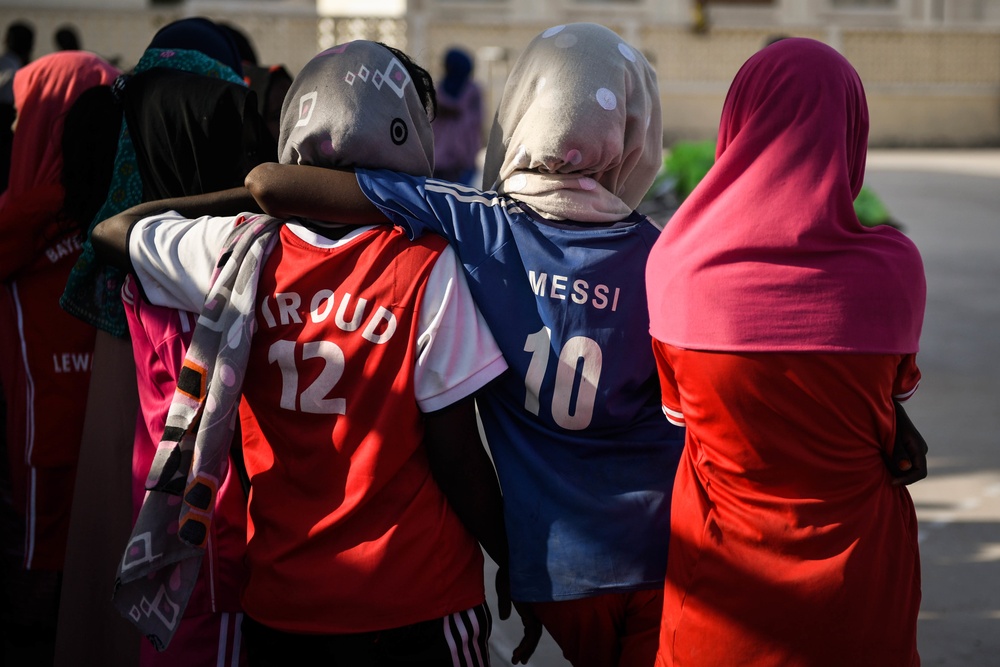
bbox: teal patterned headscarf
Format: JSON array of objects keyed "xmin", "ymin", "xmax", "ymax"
[{"xmin": 60, "ymin": 47, "xmax": 245, "ymax": 337}]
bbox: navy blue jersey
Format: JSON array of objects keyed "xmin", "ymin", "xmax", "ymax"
[{"xmin": 357, "ymin": 170, "xmax": 684, "ymax": 601}]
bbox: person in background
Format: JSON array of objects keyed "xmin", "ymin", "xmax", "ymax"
[
  {"xmin": 244, "ymin": 22, "xmax": 685, "ymax": 667},
  {"xmin": 220, "ymin": 22, "xmax": 288, "ymax": 165},
  {"xmin": 53, "ymin": 26, "xmax": 81, "ymax": 52},
  {"xmin": 54, "ymin": 18, "xmax": 251, "ymax": 667},
  {"xmin": 431, "ymin": 46, "xmax": 483, "ymax": 185},
  {"xmin": 114, "ymin": 42, "xmax": 269, "ymax": 667},
  {"xmin": 244, "ymin": 63, "xmax": 292, "ymax": 157},
  {"xmin": 0, "ymin": 50, "xmax": 120, "ymax": 666},
  {"xmin": 94, "ymin": 40, "xmax": 514, "ymax": 666},
  {"xmin": 645, "ymin": 37, "xmax": 926, "ymax": 666},
  {"xmin": 0, "ymin": 20, "xmax": 35, "ymax": 192}
]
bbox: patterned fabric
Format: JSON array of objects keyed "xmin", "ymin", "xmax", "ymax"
[
  {"xmin": 115, "ymin": 213, "xmax": 279, "ymax": 650},
  {"xmin": 482, "ymin": 23, "xmax": 662, "ymax": 222},
  {"xmin": 645, "ymin": 38, "xmax": 926, "ymax": 353},
  {"xmin": 60, "ymin": 48, "xmax": 245, "ymax": 337},
  {"xmin": 278, "ymin": 42, "xmax": 434, "ymax": 176}
]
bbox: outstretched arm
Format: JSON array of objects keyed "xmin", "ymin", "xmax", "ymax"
[
  {"xmin": 423, "ymin": 395, "xmax": 542, "ymax": 664},
  {"xmin": 244, "ymin": 163, "xmax": 388, "ymax": 224},
  {"xmin": 91, "ymin": 186, "xmax": 259, "ymax": 272}
]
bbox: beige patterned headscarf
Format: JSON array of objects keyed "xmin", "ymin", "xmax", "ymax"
[{"xmin": 482, "ymin": 23, "xmax": 662, "ymax": 222}]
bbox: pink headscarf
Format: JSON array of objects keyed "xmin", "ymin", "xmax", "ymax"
[
  {"xmin": 2, "ymin": 51, "xmax": 120, "ymax": 206},
  {"xmin": 646, "ymin": 38, "xmax": 925, "ymax": 353}
]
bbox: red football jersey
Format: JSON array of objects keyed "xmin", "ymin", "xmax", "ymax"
[{"xmin": 238, "ymin": 224, "xmax": 485, "ymax": 633}]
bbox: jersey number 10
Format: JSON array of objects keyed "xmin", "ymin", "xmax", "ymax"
[{"xmin": 523, "ymin": 326, "xmax": 603, "ymax": 431}]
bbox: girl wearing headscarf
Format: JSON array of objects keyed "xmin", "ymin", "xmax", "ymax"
[
  {"xmin": 242, "ymin": 22, "xmax": 685, "ymax": 667},
  {"xmin": 644, "ymin": 38, "xmax": 925, "ymax": 666},
  {"xmin": 0, "ymin": 49, "xmax": 120, "ymax": 660},
  {"xmin": 432, "ymin": 47, "xmax": 483, "ymax": 185},
  {"xmin": 116, "ymin": 44, "xmax": 267, "ymax": 667},
  {"xmin": 93, "ymin": 41, "xmax": 511, "ymax": 664},
  {"xmin": 53, "ymin": 18, "xmax": 255, "ymax": 667}
]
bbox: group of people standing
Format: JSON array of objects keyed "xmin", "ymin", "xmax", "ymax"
[{"xmin": 1, "ymin": 14, "xmax": 926, "ymax": 667}]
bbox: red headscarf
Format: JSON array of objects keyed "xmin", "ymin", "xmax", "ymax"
[
  {"xmin": 2, "ymin": 51, "xmax": 120, "ymax": 205},
  {"xmin": 0, "ymin": 51, "xmax": 119, "ymax": 276},
  {"xmin": 646, "ymin": 38, "xmax": 925, "ymax": 353}
]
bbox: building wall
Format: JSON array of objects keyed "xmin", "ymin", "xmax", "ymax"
[{"xmin": 3, "ymin": 4, "xmax": 999, "ymax": 146}]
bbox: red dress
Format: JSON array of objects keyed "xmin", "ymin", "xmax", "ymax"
[{"xmin": 653, "ymin": 344, "xmax": 921, "ymax": 667}]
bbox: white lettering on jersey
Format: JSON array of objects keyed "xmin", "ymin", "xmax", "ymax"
[
  {"xmin": 52, "ymin": 352, "xmax": 92, "ymax": 373},
  {"xmin": 528, "ymin": 270, "xmax": 621, "ymax": 312},
  {"xmin": 260, "ymin": 290, "xmax": 397, "ymax": 344},
  {"xmin": 44, "ymin": 236, "xmax": 83, "ymax": 264}
]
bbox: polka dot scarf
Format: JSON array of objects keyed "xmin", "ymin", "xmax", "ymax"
[{"xmin": 482, "ymin": 23, "xmax": 663, "ymax": 222}]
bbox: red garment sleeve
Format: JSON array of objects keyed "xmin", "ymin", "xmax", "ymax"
[
  {"xmin": 652, "ymin": 339, "xmax": 685, "ymax": 426},
  {"xmin": 893, "ymin": 353, "xmax": 921, "ymax": 401}
]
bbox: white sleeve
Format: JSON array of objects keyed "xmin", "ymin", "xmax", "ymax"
[
  {"xmin": 128, "ymin": 210, "xmax": 239, "ymax": 312},
  {"xmin": 414, "ymin": 244, "xmax": 507, "ymax": 413}
]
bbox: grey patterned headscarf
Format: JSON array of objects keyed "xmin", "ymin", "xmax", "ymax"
[
  {"xmin": 483, "ymin": 23, "xmax": 662, "ymax": 222},
  {"xmin": 114, "ymin": 41, "xmax": 434, "ymax": 651},
  {"xmin": 279, "ymin": 40, "xmax": 434, "ymax": 175}
]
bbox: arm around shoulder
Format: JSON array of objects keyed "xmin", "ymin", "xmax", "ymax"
[
  {"xmin": 245, "ymin": 162, "xmax": 388, "ymax": 225},
  {"xmin": 92, "ymin": 187, "xmax": 260, "ymax": 272}
]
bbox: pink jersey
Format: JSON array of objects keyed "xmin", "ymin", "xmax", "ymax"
[
  {"xmin": 123, "ymin": 275, "xmax": 247, "ymax": 616},
  {"xmin": 239, "ymin": 224, "xmax": 486, "ymax": 634}
]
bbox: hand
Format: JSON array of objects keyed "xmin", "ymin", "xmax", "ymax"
[
  {"xmin": 495, "ymin": 564, "xmax": 512, "ymax": 621},
  {"xmin": 887, "ymin": 401, "xmax": 928, "ymax": 486},
  {"xmin": 510, "ymin": 601, "xmax": 543, "ymax": 665}
]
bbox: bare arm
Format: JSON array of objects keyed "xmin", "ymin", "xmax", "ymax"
[
  {"xmin": 244, "ymin": 162, "xmax": 388, "ymax": 224},
  {"xmin": 424, "ymin": 395, "xmax": 508, "ymax": 576},
  {"xmin": 424, "ymin": 395, "xmax": 543, "ymax": 663},
  {"xmin": 91, "ymin": 187, "xmax": 260, "ymax": 272}
]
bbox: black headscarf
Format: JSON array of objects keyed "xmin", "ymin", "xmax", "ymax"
[
  {"xmin": 122, "ymin": 67, "xmax": 267, "ymax": 200},
  {"xmin": 148, "ymin": 17, "xmax": 244, "ymax": 79}
]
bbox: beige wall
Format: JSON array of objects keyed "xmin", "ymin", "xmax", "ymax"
[{"xmin": 3, "ymin": 7, "xmax": 999, "ymax": 146}]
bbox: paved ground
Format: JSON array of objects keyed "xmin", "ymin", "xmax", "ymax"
[
  {"xmin": 866, "ymin": 149, "xmax": 1000, "ymax": 667},
  {"xmin": 485, "ymin": 150, "xmax": 1000, "ymax": 666}
]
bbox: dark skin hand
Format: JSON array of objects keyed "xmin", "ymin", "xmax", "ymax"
[{"xmin": 888, "ymin": 400, "xmax": 928, "ymax": 486}]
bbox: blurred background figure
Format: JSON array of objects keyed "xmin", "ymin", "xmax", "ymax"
[
  {"xmin": 221, "ymin": 21, "xmax": 288, "ymax": 160},
  {"xmin": 244, "ymin": 64, "xmax": 291, "ymax": 157},
  {"xmin": 53, "ymin": 26, "xmax": 81, "ymax": 52},
  {"xmin": 55, "ymin": 17, "xmax": 257, "ymax": 667},
  {"xmin": 0, "ymin": 50, "xmax": 120, "ymax": 667},
  {"xmin": 432, "ymin": 47, "xmax": 483, "ymax": 186},
  {"xmin": 0, "ymin": 20, "xmax": 35, "ymax": 193}
]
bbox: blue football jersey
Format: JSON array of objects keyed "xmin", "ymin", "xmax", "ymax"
[{"xmin": 358, "ymin": 170, "xmax": 684, "ymax": 601}]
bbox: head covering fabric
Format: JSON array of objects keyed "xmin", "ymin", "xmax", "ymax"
[
  {"xmin": 2, "ymin": 51, "xmax": 119, "ymax": 206},
  {"xmin": 482, "ymin": 23, "xmax": 662, "ymax": 222},
  {"xmin": 115, "ymin": 40, "xmax": 436, "ymax": 650},
  {"xmin": 279, "ymin": 40, "xmax": 434, "ymax": 176},
  {"xmin": 123, "ymin": 67, "xmax": 265, "ymax": 201},
  {"xmin": 149, "ymin": 17, "xmax": 243, "ymax": 78},
  {"xmin": 646, "ymin": 38, "xmax": 925, "ymax": 353},
  {"xmin": 59, "ymin": 44, "xmax": 245, "ymax": 337}
]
